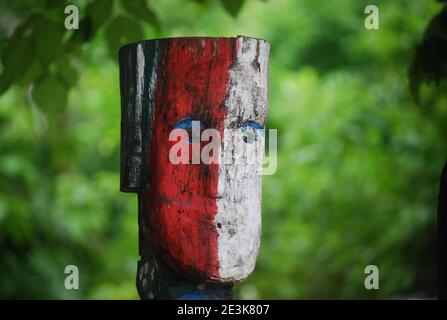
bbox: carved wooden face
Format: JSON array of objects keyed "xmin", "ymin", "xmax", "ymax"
[{"xmin": 120, "ymin": 37, "xmax": 269, "ymax": 282}]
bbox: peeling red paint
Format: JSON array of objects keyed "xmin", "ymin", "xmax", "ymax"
[{"xmin": 143, "ymin": 38, "xmax": 236, "ymax": 280}]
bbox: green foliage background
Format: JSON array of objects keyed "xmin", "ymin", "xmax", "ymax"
[{"xmin": 0, "ymin": 0, "xmax": 446, "ymax": 299}]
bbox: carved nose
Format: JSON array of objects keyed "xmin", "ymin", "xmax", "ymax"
[
  {"xmin": 208, "ymin": 190, "xmax": 224, "ymax": 199},
  {"xmin": 207, "ymin": 169, "xmax": 225, "ymax": 199},
  {"xmin": 216, "ymin": 172, "xmax": 225, "ymax": 198}
]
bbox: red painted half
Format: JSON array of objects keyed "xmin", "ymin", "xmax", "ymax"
[{"xmin": 143, "ymin": 38, "xmax": 236, "ymax": 280}]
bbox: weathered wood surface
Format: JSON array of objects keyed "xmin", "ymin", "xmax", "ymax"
[{"xmin": 119, "ymin": 36, "xmax": 269, "ymax": 299}]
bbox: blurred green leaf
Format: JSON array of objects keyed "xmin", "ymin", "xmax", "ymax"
[
  {"xmin": 220, "ymin": 0, "xmax": 245, "ymax": 17},
  {"xmin": 54, "ymin": 55, "xmax": 79, "ymax": 88},
  {"xmin": 10, "ymin": 13, "xmax": 40, "ymax": 38},
  {"xmin": 34, "ymin": 17, "xmax": 64, "ymax": 66},
  {"xmin": 32, "ymin": 75, "xmax": 68, "ymax": 114},
  {"xmin": 89, "ymin": 0, "xmax": 114, "ymax": 31},
  {"xmin": 0, "ymin": 35, "xmax": 35, "ymax": 94},
  {"xmin": 105, "ymin": 16, "xmax": 144, "ymax": 58},
  {"xmin": 72, "ymin": 0, "xmax": 114, "ymax": 43},
  {"xmin": 409, "ymin": 7, "xmax": 447, "ymax": 105},
  {"xmin": 121, "ymin": 0, "xmax": 160, "ymax": 28}
]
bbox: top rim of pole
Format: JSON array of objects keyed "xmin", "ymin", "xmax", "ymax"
[{"xmin": 119, "ymin": 35, "xmax": 269, "ymax": 52}]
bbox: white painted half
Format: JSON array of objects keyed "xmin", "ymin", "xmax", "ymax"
[{"xmin": 215, "ymin": 37, "xmax": 269, "ymax": 282}]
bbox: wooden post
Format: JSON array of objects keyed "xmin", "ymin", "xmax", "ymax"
[{"xmin": 119, "ymin": 36, "xmax": 269, "ymax": 299}]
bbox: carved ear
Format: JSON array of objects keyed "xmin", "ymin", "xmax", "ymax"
[{"xmin": 119, "ymin": 42, "xmax": 158, "ymax": 192}]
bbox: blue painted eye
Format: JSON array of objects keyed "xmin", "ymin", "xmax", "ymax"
[
  {"xmin": 242, "ymin": 121, "xmax": 263, "ymax": 130},
  {"xmin": 174, "ymin": 117, "xmax": 204, "ymax": 143},
  {"xmin": 241, "ymin": 120, "xmax": 263, "ymax": 143}
]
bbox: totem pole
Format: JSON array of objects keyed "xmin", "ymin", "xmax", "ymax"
[{"xmin": 119, "ymin": 36, "xmax": 269, "ymax": 299}]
